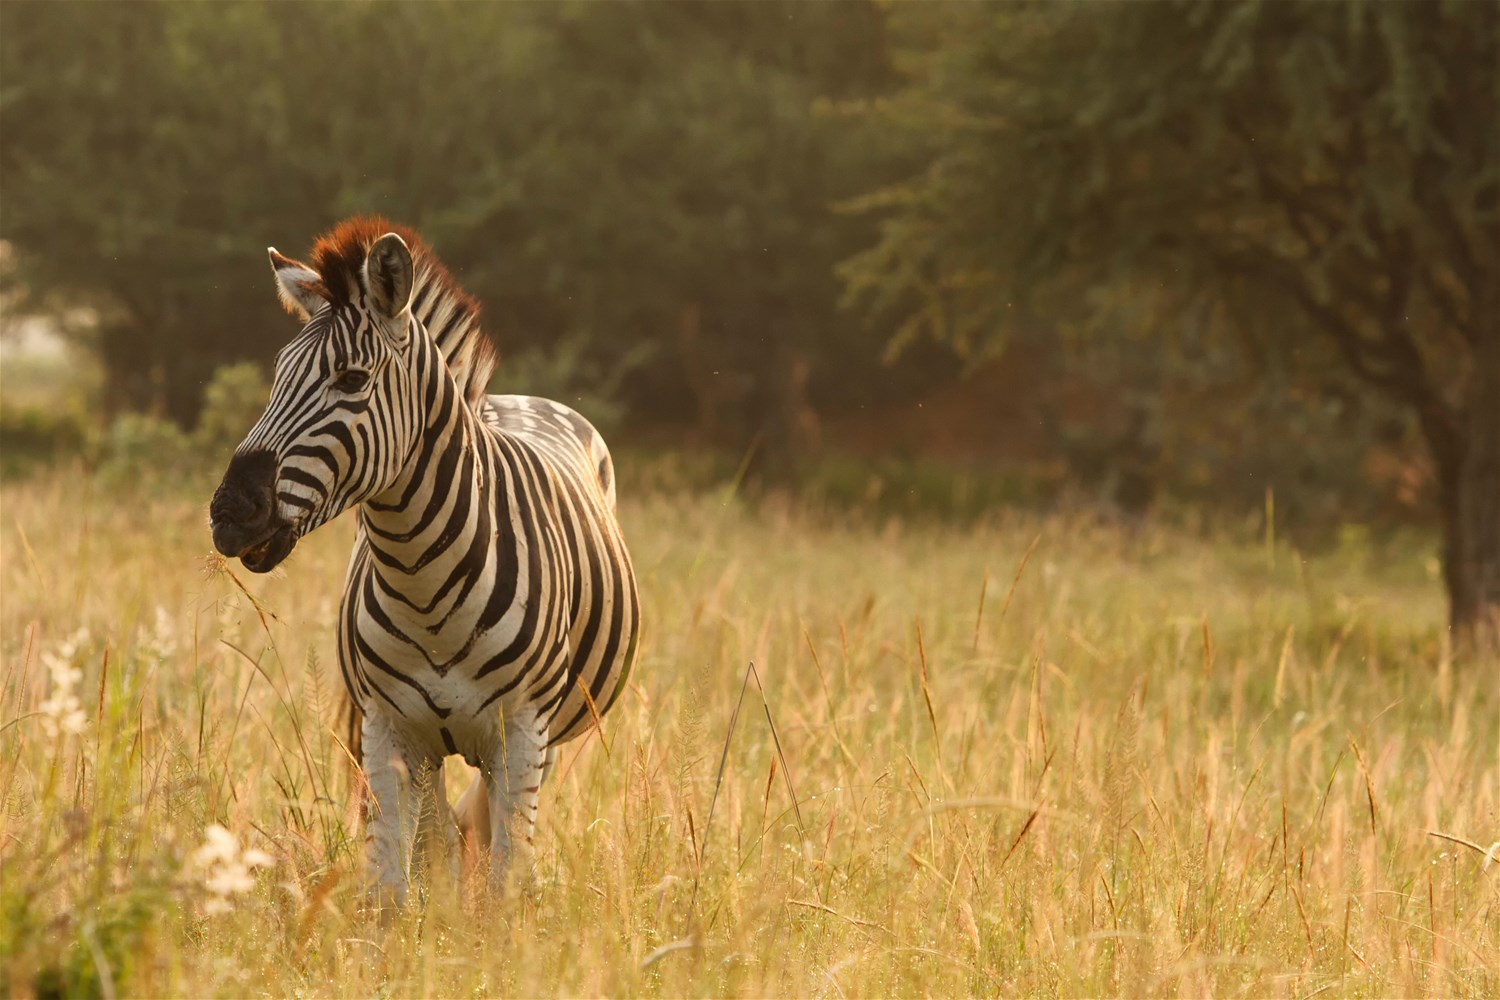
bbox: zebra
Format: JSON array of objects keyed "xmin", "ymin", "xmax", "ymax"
[{"xmin": 208, "ymin": 217, "xmax": 640, "ymax": 901}]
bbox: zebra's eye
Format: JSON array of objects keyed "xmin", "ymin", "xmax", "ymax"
[{"xmin": 332, "ymin": 369, "xmax": 370, "ymax": 393}]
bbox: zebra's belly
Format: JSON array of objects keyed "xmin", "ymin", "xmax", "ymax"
[
  {"xmin": 351, "ymin": 620, "xmax": 564, "ymax": 763},
  {"xmin": 373, "ymin": 665, "xmax": 489, "ymax": 746}
]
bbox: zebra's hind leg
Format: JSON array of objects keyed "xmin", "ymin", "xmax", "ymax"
[
  {"xmin": 456, "ymin": 744, "xmax": 556, "ymax": 890},
  {"xmin": 361, "ymin": 709, "xmax": 438, "ymax": 908},
  {"xmin": 480, "ymin": 708, "xmax": 549, "ymax": 890},
  {"xmin": 454, "ymin": 770, "xmax": 490, "ymax": 881}
]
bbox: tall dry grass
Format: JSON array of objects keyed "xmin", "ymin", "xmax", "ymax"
[{"xmin": 2, "ymin": 464, "xmax": 1496, "ymax": 997}]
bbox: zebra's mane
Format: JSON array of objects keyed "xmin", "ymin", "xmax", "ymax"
[{"xmin": 306, "ymin": 216, "xmax": 497, "ymax": 411}]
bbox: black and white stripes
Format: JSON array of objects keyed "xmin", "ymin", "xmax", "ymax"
[{"xmin": 210, "ymin": 218, "xmax": 639, "ymax": 899}]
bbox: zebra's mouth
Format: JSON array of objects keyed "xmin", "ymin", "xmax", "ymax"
[{"xmin": 237, "ymin": 524, "xmax": 296, "ymax": 573}]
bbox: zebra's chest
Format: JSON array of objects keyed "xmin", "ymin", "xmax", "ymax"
[
  {"xmin": 342, "ymin": 573, "xmax": 570, "ymax": 756},
  {"xmin": 351, "ymin": 605, "xmax": 528, "ymax": 700}
]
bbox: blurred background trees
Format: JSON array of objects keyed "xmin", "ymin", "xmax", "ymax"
[
  {"xmin": 847, "ymin": 0, "xmax": 1497, "ymax": 642},
  {"xmin": 0, "ymin": 0, "xmax": 907, "ymax": 472},
  {"xmin": 1, "ymin": 0, "xmax": 1495, "ymax": 642}
]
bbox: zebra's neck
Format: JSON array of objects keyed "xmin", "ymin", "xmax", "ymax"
[
  {"xmin": 358, "ymin": 345, "xmax": 500, "ymax": 617},
  {"xmin": 410, "ymin": 263, "xmax": 493, "ymax": 412}
]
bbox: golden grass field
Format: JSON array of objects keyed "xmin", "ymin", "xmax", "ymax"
[{"xmin": 2, "ymin": 463, "xmax": 1497, "ymax": 997}]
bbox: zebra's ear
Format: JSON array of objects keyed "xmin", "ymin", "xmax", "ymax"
[
  {"xmin": 363, "ymin": 233, "xmax": 414, "ymax": 329},
  {"xmin": 268, "ymin": 249, "xmax": 328, "ymax": 321}
]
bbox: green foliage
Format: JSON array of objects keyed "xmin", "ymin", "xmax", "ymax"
[
  {"xmin": 800, "ymin": 453, "xmax": 1059, "ymax": 523},
  {"xmin": 0, "ymin": 327, "xmax": 98, "ymax": 478},
  {"xmin": 2, "ymin": 0, "xmax": 1487, "ymax": 557},
  {"xmin": 0, "ymin": 404, "xmax": 87, "ymax": 479},
  {"xmin": 848, "ymin": 2, "xmax": 1496, "ymax": 376},
  {"xmin": 847, "ymin": 0, "xmax": 1499, "ymax": 634},
  {"xmin": 7, "ymin": 884, "xmax": 161, "ymax": 1000},
  {"xmin": 0, "ymin": 621, "xmax": 188, "ymax": 1000},
  {"xmin": 94, "ymin": 412, "xmax": 194, "ymax": 482},
  {"xmin": 0, "ymin": 2, "xmax": 528, "ymax": 420},
  {"xmin": 91, "ymin": 363, "xmax": 273, "ymax": 482},
  {"xmin": 1, "ymin": 361, "xmax": 270, "ymax": 483},
  {"xmin": 0, "ymin": 1, "xmax": 905, "ymax": 460},
  {"xmin": 193, "ymin": 362, "xmax": 271, "ymax": 457}
]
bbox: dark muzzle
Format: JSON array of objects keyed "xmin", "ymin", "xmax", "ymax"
[{"xmin": 210, "ymin": 450, "xmax": 295, "ymax": 572}]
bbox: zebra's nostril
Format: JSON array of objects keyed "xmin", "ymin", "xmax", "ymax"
[{"xmin": 212, "ymin": 449, "xmax": 279, "ymax": 530}]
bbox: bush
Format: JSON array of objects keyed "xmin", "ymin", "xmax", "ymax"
[
  {"xmin": 94, "ymin": 412, "xmax": 193, "ymax": 482},
  {"xmin": 0, "ymin": 404, "xmax": 88, "ymax": 478},
  {"xmin": 83, "ymin": 364, "xmax": 270, "ymax": 483},
  {"xmin": 193, "ymin": 362, "xmax": 270, "ymax": 456}
]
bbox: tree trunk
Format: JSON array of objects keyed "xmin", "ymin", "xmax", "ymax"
[
  {"xmin": 677, "ymin": 305, "xmax": 725, "ymax": 446},
  {"xmin": 1442, "ymin": 323, "xmax": 1500, "ymax": 655},
  {"xmin": 99, "ymin": 319, "xmax": 158, "ymax": 418},
  {"xmin": 745, "ymin": 334, "xmax": 818, "ymax": 487},
  {"xmin": 161, "ymin": 345, "xmax": 210, "ymax": 427}
]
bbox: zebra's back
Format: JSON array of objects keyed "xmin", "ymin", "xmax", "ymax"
[
  {"xmin": 481, "ymin": 395, "xmax": 618, "ymax": 512},
  {"xmin": 480, "ymin": 394, "xmax": 638, "ymax": 745}
]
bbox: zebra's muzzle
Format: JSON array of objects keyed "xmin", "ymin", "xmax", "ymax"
[
  {"xmin": 210, "ymin": 449, "xmax": 298, "ymax": 573},
  {"xmin": 211, "ymin": 509, "xmax": 297, "ymax": 573},
  {"xmin": 235, "ymin": 522, "xmax": 297, "ymax": 573}
]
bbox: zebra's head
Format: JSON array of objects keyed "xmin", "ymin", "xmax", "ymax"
[{"xmin": 210, "ymin": 231, "xmax": 424, "ymax": 573}]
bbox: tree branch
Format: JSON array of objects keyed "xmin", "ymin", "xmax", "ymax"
[
  {"xmin": 1224, "ymin": 110, "xmax": 1466, "ymax": 438},
  {"xmin": 1203, "ymin": 242, "xmax": 1425, "ymax": 406},
  {"xmin": 1418, "ymin": 263, "xmax": 1474, "ymax": 348}
]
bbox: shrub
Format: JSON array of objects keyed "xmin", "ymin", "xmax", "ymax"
[
  {"xmin": 0, "ymin": 404, "xmax": 87, "ymax": 478},
  {"xmin": 94, "ymin": 412, "xmax": 193, "ymax": 482},
  {"xmin": 193, "ymin": 362, "xmax": 270, "ymax": 456}
]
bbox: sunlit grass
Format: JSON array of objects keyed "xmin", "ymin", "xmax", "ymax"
[{"xmin": 2, "ymin": 463, "xmax": 1496, "ymax": 997}]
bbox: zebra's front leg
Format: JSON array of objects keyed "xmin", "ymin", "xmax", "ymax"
[
  {"xmin": 361, "ymin": 709, "xmax": 437, "ymax": 907},
  {"xmin": 482, "ymin": 708, "xmax": 549, "ymax": 889}
]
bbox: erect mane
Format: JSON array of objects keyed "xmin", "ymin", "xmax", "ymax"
[{"xmin": 307, "ymin": 216, "xmax": 497, "ymax": 411}]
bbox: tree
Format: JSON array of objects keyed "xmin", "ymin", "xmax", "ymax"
[
  {"xmin": 0, "ymin": 2, "xmax": 533, "ymax": 421},
  {"xmin": 1, "ymin": 0, "xmax": 907, "ymax": 473},
  {"xmin": 846, "ymin": 1, "xmax": 1499, "ymax": 648},
  {"xmin": 464, "ymin": 1, "xmax": 904, "ymax": 478}
]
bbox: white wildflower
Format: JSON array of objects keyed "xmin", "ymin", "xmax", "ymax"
[
  {"xmin": 193, "ymin": 824, "xmax": 240, "ymax": 866},
  {"xmin": 140, "ymin": 606, "xmax": 178, "ymax": 661},
  {"xmin": 204, "ymin": 865, "xmax": 257, "ymax": 902},
  {"xmin": 188, "ymin": 824, "xmax": 276, "ymax": 915},
  {"xmin": 38, "ymin": 628, "xmax": 91, "ymax": 739},
  {"xmin": 242, "ymin": 847, "xmax": 275, "ymax": 869},
  {"xmin": 55, "ymin": 626, "xmax": 88, "ymax": 661}
]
